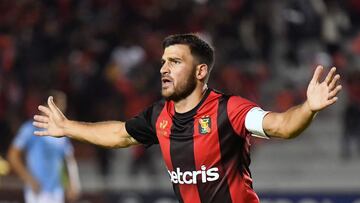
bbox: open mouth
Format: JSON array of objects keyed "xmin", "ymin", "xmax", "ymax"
[{"xmin": 161, "ymin": 77, "xmax": 173, "ymax": 87}]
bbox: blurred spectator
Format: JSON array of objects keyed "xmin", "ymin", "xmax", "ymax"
[
  {"xmin": 283, "ymin": 0, "xmax": 324, "ymax": 66},
  {"xmin": 93, "ymin": 94, "xmax": 122, "ymax": 182},
  {"xmin": 0, "ymin": 118, "xmax": 12, "ymax": 159},
  {"xmin": 7, "ymin": 90, "xmax": 81, "ymax": 203},
  {"xmin": 130, "ymin": 146, "xmax": 157, "ymax": 176},
  {"xmin": 341, "ymin": 71, "xmax": 360, "ymax": 160},
  {"xmin": 0, "ymin": 35, "xmax": 16, "ymax": 72},
  {"xmin": 0, "ymin": 155, "xmax": 10, "ymax": 177},
  {"xmin": 0, "ymin": 155, "xmax": 10, "ymax": 190},
  {"xmin": 275, "ymin": 85, "xmax": 298, "ymax": 112},
  {"xmin": 347, "ymin": 0, "xmax": 360, "ymax": 29},
  {"xmin": 322, "ymin": 0, "xmax": 350, "ymax": 56}
]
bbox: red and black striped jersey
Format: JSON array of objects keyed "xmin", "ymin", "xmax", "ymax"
[{"xmin": 125, "ymin": 88, "xmax": 260, "ymax": 203}]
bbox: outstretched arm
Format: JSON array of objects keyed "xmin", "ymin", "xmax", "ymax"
[
  {"xmin": 7, "ymin": 146, "xmax": 40, "ymax": 193},
  {"xmin": 33, "ymin": 97, "xmax": 139, "ymax": 148},
  {"xmin": 263, "ymin": 65, "xmax": 342, "ymax": 139}
]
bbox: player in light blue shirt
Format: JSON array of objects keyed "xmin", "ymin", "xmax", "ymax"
[{"xmin": 8, "ymin": 91, "xmax": 80, "ymax": 203}]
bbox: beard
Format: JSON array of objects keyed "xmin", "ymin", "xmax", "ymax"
[{"xmin": 161, "ymin": 67, "xmax": 197, "ymax": 102}]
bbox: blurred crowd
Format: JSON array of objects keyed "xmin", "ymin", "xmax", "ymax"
[{"xmin": 1, "ymin": 0, "xmax": 360, "ymax": 176}]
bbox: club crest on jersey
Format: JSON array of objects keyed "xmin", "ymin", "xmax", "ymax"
[{"xmin": 199, "ymin": 116, "xmax": 211, "ymax": 134}]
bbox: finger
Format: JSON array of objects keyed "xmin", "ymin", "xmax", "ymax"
[
  {"xmin": 48, "ymin": 96, "xmax": 57, "ymax": 113},
  {"xmin": 33, "ymin": 121, "xmax": 48, "ymax": 129},
  {"xmin": 328, "ymin": 74, "xmax": 340, "ymax": 91},
  {"xmin": 324, "ymin": 67, "xmax": 337, "ymax": 85},
  {"xmin": 326, "ymin": 96, "xmax": 338, "ymax": 106},
  {"xmin": 33, "ymin": 115, "xmax": 49, "ymax": 123},
  {"xmin": 48, "ymin": 96, "xmax": 63, "ymax": 116},
  {"xmin": 328, "ymin": 85, "xmax": 342, "ymax": 99},
  {"xmin": 310, "ymin": 65, "xmax": 323, "ymax": 84},
  {"xmin": 34, "ymin": 130, "xmax": 49, "ymax": 136},
  {"xmin": 38, "ymin": 105, "xmax": 51, "ymax": 116}
]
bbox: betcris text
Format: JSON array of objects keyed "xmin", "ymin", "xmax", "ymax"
[{"xmin": 167, "ymin": 165, "xmax": 220, "ymax": 184}]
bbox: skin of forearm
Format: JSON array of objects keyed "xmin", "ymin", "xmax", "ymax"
[
  {"xmin": 266, "ymin": 101, "xmax": 317, "ymax": 139},
  {"xmin": 7, "ymin": 149, "xmax": 37, "ymax": 185},
  {"xmin": 65, "ymin": 156, "xmax": 81, "ymax": 192},
  {"xmin": 63, "ymin": 120, "xmax": 134, "ymax": 148}
]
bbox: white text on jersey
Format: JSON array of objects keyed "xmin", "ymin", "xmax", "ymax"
[{"xmin": 167, "ymin": 165, "xmax": 220, "ymax": 184}]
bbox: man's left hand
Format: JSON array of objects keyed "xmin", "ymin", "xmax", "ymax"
[{"xmin": 306, "ymin": 65, "xmax": 342, "ymax": 112}]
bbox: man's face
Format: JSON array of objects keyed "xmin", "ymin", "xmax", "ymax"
[{"xmin": 160, "ymin": 44, "xmax": 197, "ymax": 102}]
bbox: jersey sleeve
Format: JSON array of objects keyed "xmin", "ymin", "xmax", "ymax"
[
  {"xmin": 125, "ymin": 105, "xmax": 158, "ymax": 147},
  {"xmin": 12, "ymin": 122, "xmax": 34, "ymax": 150},
  {"xmin": 63, "ymin": 138, "xmax": 74, "ymax": 156},
  {"xmin": 227, "ymin": 96, "xmax": 258, "ymax": 137}
]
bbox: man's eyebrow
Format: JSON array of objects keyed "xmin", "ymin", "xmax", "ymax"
[
  {"xmin": 163, "ymin": 57, "xmax": 182, "ymax": 61},
  {"xmin": 161, "ymin": 56, "xmax": 183, "ymax": 64}
]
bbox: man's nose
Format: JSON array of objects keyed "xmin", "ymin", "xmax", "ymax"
[{"xmin": 160, "ymin": 62, "xmax": 169, "ymax": 74}]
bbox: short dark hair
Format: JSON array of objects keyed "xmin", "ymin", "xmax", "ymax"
[{"xmin": 162, "ymin": 33, "xmax": 215, "ymax": 79}]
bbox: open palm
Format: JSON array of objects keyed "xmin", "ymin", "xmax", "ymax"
[
  {"xmin": 33, "ymin": 96, "xmax": 67, "ymax": 137},
  {"xmin": 306, "ymin": 65, "xmax": 342, "ymax": 112}
]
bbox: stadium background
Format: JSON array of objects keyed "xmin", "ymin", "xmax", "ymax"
[{"xmin": 0, "ymin": 0, "xmax": 360, "ymax": 202}]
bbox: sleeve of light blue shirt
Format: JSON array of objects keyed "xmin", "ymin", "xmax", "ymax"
[
  {"xmin": 63, "ymin": 138, "xmax": 74, "ymax": 157},
  {"xmin": 13, "ymin": 121, "xmax": 34, "ymax": 150}
]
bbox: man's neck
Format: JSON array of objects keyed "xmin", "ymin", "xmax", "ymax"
[{"xmin": 174, "ymin": 84, "xmax": 208, "ymax": 114}]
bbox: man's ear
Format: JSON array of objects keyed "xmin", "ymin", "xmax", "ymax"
[{"xmin": 196, "ymin": 64, "xmax": 208, "ymax": 81}]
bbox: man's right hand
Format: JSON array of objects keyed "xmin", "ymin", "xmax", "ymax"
[
  {"xmin": 29, "ymin": 179, "xmax": 41, "ymax": 194},
  {"xmin": 33, "ymin": 96, "xmax": 137, "ymax": 148},
  {"xmin": 33, "ymin": 96, "xmax": 67, "ymax": 137}
]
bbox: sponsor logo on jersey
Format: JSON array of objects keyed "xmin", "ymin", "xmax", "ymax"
[
  {"xmin": 158, "ymin": 120, "xmax": 169, "ymax": 136},
  {"xmin": 160, "ymin": 120, "xmax": 168, "ymax": 129},
  {"xmin": 199, "ymin": 116, "xmax": 211, "ymax": 134},
  {"xmin": 167, "ymin": 165, "xmax": 219, "ymax": 184}
]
